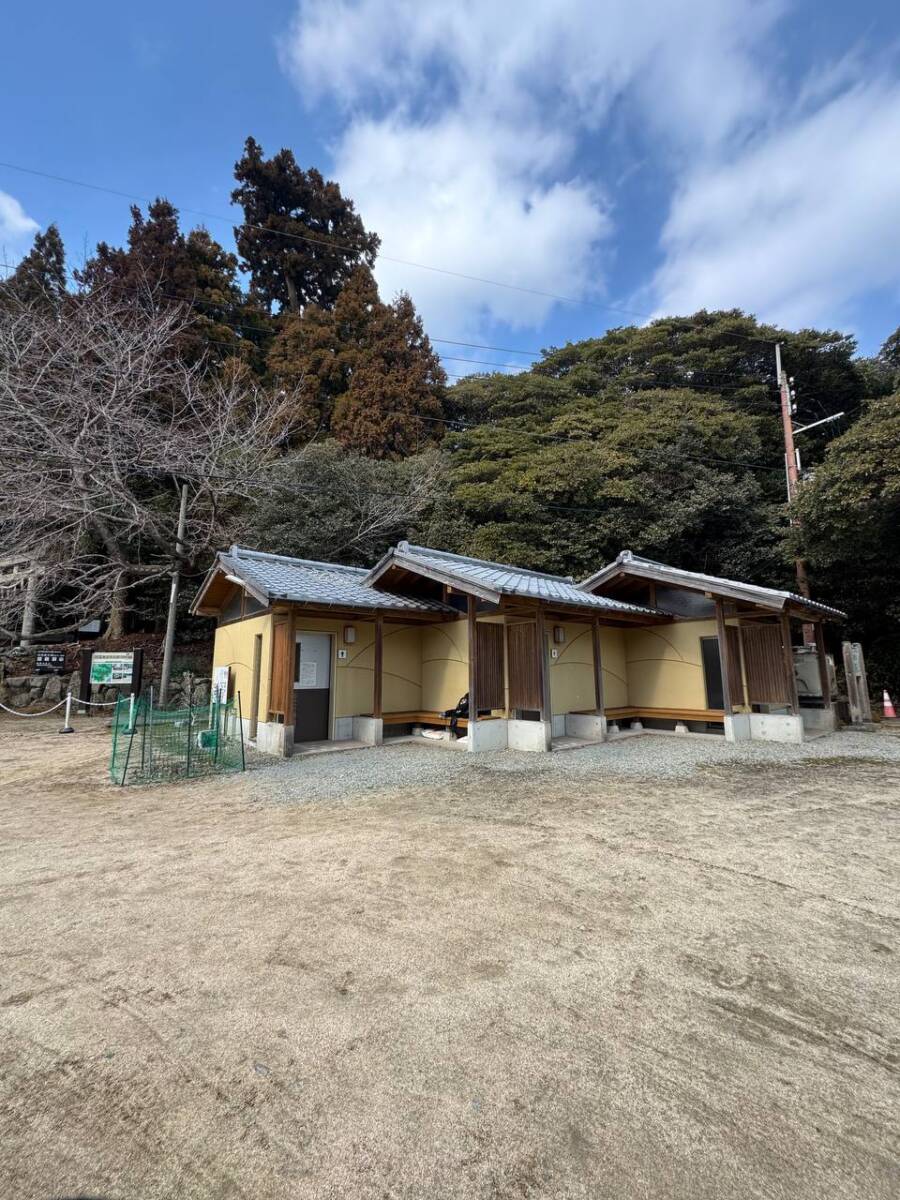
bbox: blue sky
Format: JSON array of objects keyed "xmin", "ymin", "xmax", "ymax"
[{"xmin": 2, "ymin": 1, "xmax": 899, "ymax": 372}]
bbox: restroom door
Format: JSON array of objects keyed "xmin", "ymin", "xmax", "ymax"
[
  {"xmin": 700, "ymin": 636, "xmax": 724, "ymax": 710},
  {"xmin": 294, "ymin": 632, "xmax": 332, "ymax": 742}
]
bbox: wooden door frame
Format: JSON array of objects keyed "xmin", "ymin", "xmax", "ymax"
[{"xmin": 294, "ymin": 629, "xmax": 335, "ymax": 741}]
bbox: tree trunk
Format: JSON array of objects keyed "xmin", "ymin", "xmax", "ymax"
[
  {"xmin": 107, "ymin": 578, "xmax": 128, "ymax": 640},
  {"xmin": 285, "ymin": 274, "xmax": 300, "ymax": 314}
]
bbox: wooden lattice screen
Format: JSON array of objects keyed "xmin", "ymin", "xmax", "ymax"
[
  {"xmin": 741, "ymin": 623, "xmax": 790, "ymax": 705},
  {"xmin": 507, "ymin": 623, "xmax": 541, "ymax": 712},
  {"xmin": 475, "ymin": 623, "xmax": 505, "ymax": 710}
]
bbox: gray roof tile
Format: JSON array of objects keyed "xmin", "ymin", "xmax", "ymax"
[
  {"xmin": 581, "ymin": 551, "xmax": 846, "ymax": 619},
  {"xmin": 220, "ymin": 547, "xmax": 453, "ymax": 613},
  {"xmin": 378, "ymin": 544, "xmax": 661, "ymax": 616}
]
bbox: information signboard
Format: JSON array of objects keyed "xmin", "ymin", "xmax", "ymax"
[
  {"xmin": 212, "ymin": 665, "xmax": 230, "ymax": 703},
  {"xmin": 35, "ymin": 649, "xmax": 66, "ymax": 674},
  {"xmin": 89, "ymin": 651, "xmax": 135, "ymax": 686}
]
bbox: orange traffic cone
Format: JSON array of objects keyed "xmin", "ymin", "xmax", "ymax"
[{"xmin": 884, "ymin": 690, "xmax": 897, "ymax": 720}]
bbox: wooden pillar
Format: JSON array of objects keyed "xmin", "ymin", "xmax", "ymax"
[
  {"xmin": 373, "ymin": 613, "xmax": 383, "ymax": 720},
  {"xmin": 502, "ymin": 619, "xmax": 510, "ymax": 717},
  {"xmin": 591, "ymin": 617, "xmax": 605, "ymax": 715},
  {"xmin": 735, "ymin": 622, "xmax": 750, "ymax": 709},
  {"xmin": 467, "ymin": 594, "xmax": 478, "ymax": 725},
  {"xmin": 249, "ymin": 633, "xmax": 262, "ymax": 740},
  {"xmin": 714, "ymin": 599, "xmax": 733, "ymax": 715},
  {"xmin": 813, "ymin": 621, "xmax": 832, "ymax": 709},
  {"xmin": 779, "ymin": 611, "xmax": 800, "ymax": 715},
  {"xmin": 535, "ymin": 605, "xmax": 550, "ymax": 723}
]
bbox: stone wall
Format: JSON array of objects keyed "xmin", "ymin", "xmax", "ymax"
[{"xmin": 0, "ymin": 634, "xmax": 213, "ymax": 713}]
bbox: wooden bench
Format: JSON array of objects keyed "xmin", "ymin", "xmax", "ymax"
[
  {"xmin": 602, "ymin": 706, "xmax": 725, "ymax": 724},
  {"xmin": 375, "ymin": 710, "xmax": 501, "ymax": 730}
]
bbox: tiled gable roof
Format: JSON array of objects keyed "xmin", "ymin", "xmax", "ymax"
[
  {"xmin": 580, "ymin": 551, "xmax": 845, "ymax": 619},
  {"xmin": 218, "ymin": 547, "xmax": 453, "ymax": 613},
  {"xmin": 367, "ymin": 543, "xmax": 661, "ymax": 616}
]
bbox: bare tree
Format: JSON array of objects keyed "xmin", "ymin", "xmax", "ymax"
[{"xmin": 0, "ymin": 289, "xmax": 301, "ymax": 642}]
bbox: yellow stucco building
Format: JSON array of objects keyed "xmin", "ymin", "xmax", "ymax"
[{"xmin": 193, "ymin": 543, "xmax": 843, "ymax": 755}]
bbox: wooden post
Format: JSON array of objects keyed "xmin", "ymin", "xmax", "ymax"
[
  {"xmin": 249, "ymin": 633, "xmax": 262, "ymax": 740},
  {"xmin": 373, "ymin": 613, "xmax": 383, "ymax": 720},
  {"xmin": 467, "ymin": 594, "xmax": 477, "ymax": 726},
  {"xmin": 714, "ymin": 599, "xmax": 733, "ymax": 715},
  {"xmin": 813, "ymin": 621, "xmax": 832, "ymax": 710},
  {"xmin": 591, "ymin": 617, "xmax": 605, "ymax": 715},
  {"xmin": 735, "ymin": 623, "xmax": 750, "ymax": 708},
  {"xmin": 779, "ymin": 611, "xmax": 799, "ymax": 715},
  {"xmin": 502, "ymin": 620, "xmax": 510, "ymax": 717},
  {"xmin": 535, "ymin": 605, "xmax": 550, "ymax": 723}
]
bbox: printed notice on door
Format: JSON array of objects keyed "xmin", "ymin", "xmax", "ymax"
[{"xmin": 299, "ymin": 661, "xmax": 317, "ymax": 687}]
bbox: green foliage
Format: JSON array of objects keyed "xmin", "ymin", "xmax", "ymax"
[
  {"xmin": 431, "ymin": 383, "xmax": 783, "ymax": 582},
  {"xmin": 232, "ymin": 136, "xmax": 379, "ymax": 314},
  {"xmin": 238, "ymin": 441, "xmax": 443, "ymax": 566},
  {"xmin": 793, "ymin": 394, "xmax": 900, "ymax": 692},
  {"xmin": 0, "ymin": 224, "xmax": 67, "ymax": 309},
  {"xmin": 76, "ymin": 199, "xmax": 272, "ymax": 369},
  {"xmin": 268, "ymin": 266, "xmax": 446, "ymax": 456}
]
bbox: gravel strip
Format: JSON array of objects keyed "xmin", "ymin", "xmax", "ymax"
[{"xmin": 244, "ymin": 727, "xmax": 900, "ymax": 806}]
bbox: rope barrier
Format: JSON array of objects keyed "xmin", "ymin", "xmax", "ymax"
[
  {"xmin": 0, "ymin": 690, "xmax": 132, "ymax": 733},
  {"xmin": 0, "ymin": 697, "xmax": 68, "ymax": 717}
]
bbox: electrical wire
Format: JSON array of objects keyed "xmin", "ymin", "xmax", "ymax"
[{"xmin": 0, "ymin": 157, "xmax": 778, "ymax": 345}]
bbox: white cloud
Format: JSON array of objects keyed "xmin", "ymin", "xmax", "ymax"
[
  {"xmin": 333, "ymin": 114, "xmax": 610, "ymax": 334},
  {"xmin": 0, "ymin": 191, "xmax": 39, "ymax": 260},
  {"xmin": 651, "ymin": 80, "xmax": 900, "ymax": 329},
  {"xmin": 279, "ymin": 0, "xmax": 783, "ymax": 336}
]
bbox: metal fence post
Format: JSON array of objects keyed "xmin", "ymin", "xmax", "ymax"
[
  {"xmin": 237, "ymin": 692, "xmax": 246, "ymax": 771},
  {"xmin": 146, "ymin": 685, "xmax": 154, "ymax": 775},
  {"xmin": 186, "ymin": 696, "xmax": 192, "ymax": 779}
]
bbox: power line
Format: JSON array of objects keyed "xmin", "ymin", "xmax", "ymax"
[{"xmin": 0, "ymin": 157, "xmax": 777, "ymax": 345}]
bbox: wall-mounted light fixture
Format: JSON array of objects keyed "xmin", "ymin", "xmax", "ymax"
[
  {"xmin": 553, "ymin": 626, "xmax": 565, "ymax": 644},
  {"xmin": 343, "ymin": 625, "xmax": 357, "ymax": 644}
]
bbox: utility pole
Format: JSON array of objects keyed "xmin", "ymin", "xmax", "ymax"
[
  {"xmin": 775, "ymin": 343, "xmax": 811, "ymax": 601},
  {"xmin": 158, "ymin": 482, "xmax": 189, "ymax": 707},
  {"xmin": 775, "ymin": 344, "xmax": 844, "ymax": 646}
]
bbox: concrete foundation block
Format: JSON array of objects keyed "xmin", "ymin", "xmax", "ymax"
[
  {"xmin": 255, "ymin": 721, "xmax": 293, "ymax": 757},
  {"xmin": 630, "ymin": 719, "xmax": 643, "ymax": 731},
  {"xmin": 608, "ymin": 721, "xmax": 620, "ymax": 737},
  {"xmin": 507, "ymin": 718, "xmax": 552, "ymax": 752},
  {"xmin": 565, "ymin": 712, "xmax": 607, "ymax": 741},
  {"xmin": 749, "ymin": 713, "xmax": 804, "ymax": 744},
  {"xmin": 333, "ymin": 716, "xmax": 354, "ymax": 741},
  {"xmin": 801, "ymin": 706, "xmax": 838, "ymax": 734},
  {"xmin": 724, "ymin": 713, "xmax": 751, "ymax": 743},
  {"xmin": 467, "ymin": 719, "xmax": 508, "ymax": 752},
  {"xmin": 352, "ymin": 716, "xmax": 383, "ymax": 746},
  {"xmin": 674, "ymin": 722, "xmax": 689, "ymax": 734}
]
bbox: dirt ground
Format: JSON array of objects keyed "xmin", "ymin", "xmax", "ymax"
[{"xmin": 1, "ymin": 718, "xmax": 898, "ymax": 1200}]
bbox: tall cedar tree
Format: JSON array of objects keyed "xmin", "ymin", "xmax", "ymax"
[
  {"xmin": 0, "ymin": 224, "xmax": 67, "ymax": 309},
  {"xmin": 232, "ymin": 136, "xmax": 380, "ymax": 314},
  {"xmin": 267, "ymin": 266, "xmax": 446, "ymax": 457},
  {"xmin": 76, "ymin": 199, "xmax": 272, "ymax": 368}
]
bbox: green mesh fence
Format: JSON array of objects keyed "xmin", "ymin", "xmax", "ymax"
[{"xmin": 110, "ymin": 694, "xmax": 245, "ymax": 786}]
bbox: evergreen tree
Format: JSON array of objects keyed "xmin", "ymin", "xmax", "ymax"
[
  {"xmin": 266, "ymin": 266, "xmax": 446, "ymax": 456},
  {"xmin": 1, "ymin": 224, "xmax": 67, "ymax": 308},
  {"xmin": 232, "ymin": 136, "xmax": 379, "ymax": 314},
  {"xmin": 331, "ymin": 285, "xmax": 446, "ymax": 458},
  {"xmin": 793, "ymin": 394, "xmax": 900, "ymax": 694},
  {"xmin": 77, "ymin": 199, "xmax": 272, "ymax": 368}
]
